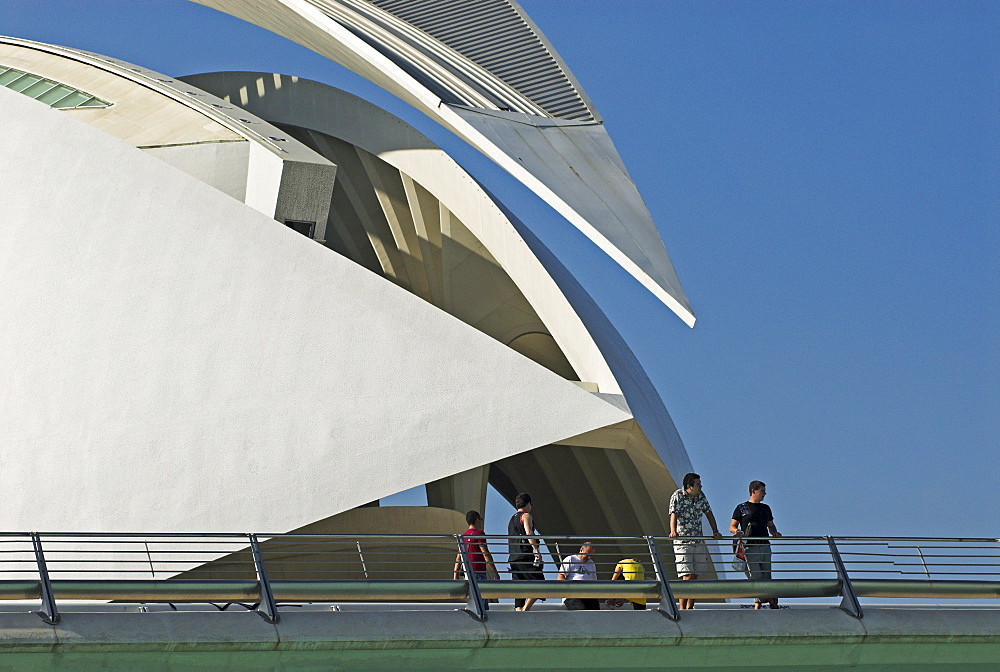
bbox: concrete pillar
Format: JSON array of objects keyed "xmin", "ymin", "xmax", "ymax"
[{"xmin": 425, "ymin": 465, "xmax": 489, "ymax": 518}]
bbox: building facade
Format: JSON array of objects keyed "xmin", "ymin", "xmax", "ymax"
[{"xmin": 0, "ymin": 2, "xmax": 702, "ymax": 574}]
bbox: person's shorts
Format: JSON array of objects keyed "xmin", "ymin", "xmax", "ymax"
[
  {"xmin": 510, "ymin": 559, "xmax": 544, "ymax": 582},
  {"xmin": 673, "ymin": 540, "xmax": 709, "ymax": 577}
]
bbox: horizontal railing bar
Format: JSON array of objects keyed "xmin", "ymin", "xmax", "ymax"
[
  {"xmin": 15, "ymin": 534, "xmax": 998, "ymax": 545},
  {"xmin": 16, "ymin": 534, "xmax": 252, "ymax": 539},
  {"xmin": 41, "ymin": 552, "xmax": 251, "ymax": 557},
  {"xmin": 50, "ymin": 580, "xmax": 261, "ymax": 601},
  {"xmin": 270, "ymin": 581, "xmax": 467, "ymax": 602},
  {"xmin": 889, "ymin": 572, "xmax": 984, "ymax": 577},
  {"xmin": 15, "ymin": 532, "xmax": 998, "ymax": 553},
  {"xmin": 886, "ymin": 562, "xmax": 1000, "ymax": 567},
  {"xmin": 842, "ymin": 553, "xmax": 1000, "ymax": 561},
  {"xmin": 478, "ymin": 580, "xmax": 661, "ymax": 600},
  {"xmin": 852, "ymin": 580, "xmax": 1000, "ymax": 599},
  {"xmin": 54, "ymin": 580, "xmax": 469, "ymax": 602},
  {"xmin": 854, "ymin": 571, "xmax": 1000, "ymax": 577},
  {"xmin": 859, "ymin": 560, "xmax": 1000, "ymax": 566},
  {"xmin": 824, "ymin": 537, "xmax": 1000, "ymax": 543},
  {"xmin": 672, "ymin": 579, "xmax": 843, "ymax": 600},
  {"xmin": 0, "ymin": 576, "xmax": 994, "ymax": 604},
  {"xmin": 887, "ymin": 546, "xmax": 1000, "ymax": 551},
  {"xmin": 35, "ymin": 555, "xmax": 250, "ymax": 560},
  {"xmin": 0, "ymin": 581, "xmax": 41, "ymax": 599}
]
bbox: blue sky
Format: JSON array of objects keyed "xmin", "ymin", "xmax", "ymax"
[{"xmin": 5, "ymin": 1, "xmax": 997, "ymax": 539}]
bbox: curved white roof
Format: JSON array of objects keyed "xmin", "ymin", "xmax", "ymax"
[
  {"xmin": 0, "ymin": 31, "xmax": 697, "ymax": 544},
  {"xmin": 190, "ymin": 0, "xmax": 697, "ymax": 326}
]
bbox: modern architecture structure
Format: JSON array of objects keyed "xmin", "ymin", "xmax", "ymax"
[{"xmin": 0, "ymin": 1, "xmax": 704, "ymax": 575}]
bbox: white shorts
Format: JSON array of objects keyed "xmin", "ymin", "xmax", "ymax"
[{"xmin": 673, "ymin": 540, "xmax": 709, "ymax": 577}]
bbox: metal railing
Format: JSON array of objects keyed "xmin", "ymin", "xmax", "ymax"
[{"xmin": 0, "ymin": 533, "xmax": 995, "ymax": 624}]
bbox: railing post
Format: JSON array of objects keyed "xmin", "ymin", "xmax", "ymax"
[
  {"xmin": 31, "ymin": 532, "xmax": 59, "ymax": 625},
  {"xmin": 356, "ymin": 541, "xmax": 369, "ymax": 579},
  {"xmin": 143, "ymin": 540, "xmax": 156, "ymax": 578},
  {"xmin": 646, "ymin": 536, "xmax": 680, "ymax": 621},
  {"xmin": 249, "ymin": 534, "xmax": 279, "ymax": 624},
  {"xmin": 915, "ymin": 546, "xmax": 931, "ymax": 579},
  {"xmin": 826, "ymin": 536, "xmax": 862, "ymax": 619},
  {"xmin": 456, "ymin": 534, "xmax": 487, "ymax": 621}
]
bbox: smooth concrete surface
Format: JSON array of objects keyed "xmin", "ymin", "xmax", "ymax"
[
  {"xmin": 860, "ymin": 606, "xmax": 1000, "ymax": 643},
  {"xmin": 0, "ymin": 607, "xmax": 996, "ymax": 669},
  {"xmin": 672, "ymin": 606, "xmax": 866, "ymax": 646},
  {"xmin": 479, "ymin": 609, "xmax": 681, "ymax": 649},
  {"xmin": 50, "ymin": 612, "xmax": 277, "ymax": 653},
  {"xmin": 0, "ymin": 613, "xmax": 59, "ymax": 653},
  {"xmin": 0, "ymin": 88, "xmax": 631, "ymax": 534}
]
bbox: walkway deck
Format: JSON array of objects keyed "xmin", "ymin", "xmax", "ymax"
[{"xmin": 0, "ymin": 604, "xmax": 997, "ymax": 670}]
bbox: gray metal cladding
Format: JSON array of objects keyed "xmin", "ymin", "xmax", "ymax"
[{"xmin": 318, "ymin": 0, "xmax": 596, "ymax": 121}]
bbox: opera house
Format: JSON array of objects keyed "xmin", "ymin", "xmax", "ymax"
[{"xmin": 0, "ymin": 1, "xmax": 702, "ymax": 571}]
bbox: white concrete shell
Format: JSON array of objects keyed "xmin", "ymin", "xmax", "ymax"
[
  {"xmin": 0, "ymin": 34, "xmax": 701, "ymax": 559},
  {"xmin": 178, "ymin": 72, "xmax": 695, "ymax": 538},
  {"xmin": 0, "ymin": 87, "xmax": 634, "ymax": 533},
  {"xmin": 189, "ymin": 0, "xmax": 697, "ymax": 326}
]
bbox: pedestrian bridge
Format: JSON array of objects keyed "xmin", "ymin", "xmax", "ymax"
[{"xmin": 0, "ymin": 533, "xmax": 996, "ymax": 669}]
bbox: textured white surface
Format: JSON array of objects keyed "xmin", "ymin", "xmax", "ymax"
[{"xmin": 0, "ymin": 88, "xmax": 630, "ymax": 532}]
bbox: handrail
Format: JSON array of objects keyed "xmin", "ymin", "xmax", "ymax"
[{"xmin": 0, "ymin": 533, "xmax": 993, "ymax": 623}]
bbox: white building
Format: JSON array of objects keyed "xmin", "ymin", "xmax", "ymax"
[{"xmin": 0, "ymin": 2, "xmax": 700, "ymax": 566}]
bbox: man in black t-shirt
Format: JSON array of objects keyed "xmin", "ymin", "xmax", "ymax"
[
  {"xmin": 730, "ymin": 480, "xmax": 783, "ymax": 609},
  {"xmin": 508, "ymin": 492, "xmax": 543, "ymax": 612}
]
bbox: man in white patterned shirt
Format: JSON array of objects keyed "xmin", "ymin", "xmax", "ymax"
[
  {"xmin": 558, "ymin": 542, "xmax": 599, "ymax": 610},
  {"xmin": 668, "ymin": 472, "xmax": 724, "ymax": 610}
]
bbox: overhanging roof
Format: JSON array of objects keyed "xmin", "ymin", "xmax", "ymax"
[{"xmin": 189, "ymin": 0, "xmax": 696, "ymax": 326}]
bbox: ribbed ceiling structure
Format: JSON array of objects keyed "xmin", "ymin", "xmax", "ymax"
[{"xmin": 347, "ymin": 0, "xmax": 596, "ymax": 120}]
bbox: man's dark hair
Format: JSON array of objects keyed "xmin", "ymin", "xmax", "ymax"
[
  {"xmin": 749, "ymin": 480, "xmax": 766, "ymax": 495},
  {"xmin": 466, "ymin": 510, "xmax": 481, "ymax": 526},
  {"xmin": 682, "ymin": 473, "xmax": 700, "ymax": 490},
  {"xmin": 514, "ymin": 493, "xmax": 532, "ymax": 509}
]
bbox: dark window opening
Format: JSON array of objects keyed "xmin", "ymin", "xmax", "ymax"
[{"xmin": 285, "ymin": 220, "xmax": 316, "ymax": 238}]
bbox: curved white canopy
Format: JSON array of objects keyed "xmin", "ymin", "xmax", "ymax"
[{"xmin": 190, "ymin": 0, "xmax": 696, "ymax": 326}]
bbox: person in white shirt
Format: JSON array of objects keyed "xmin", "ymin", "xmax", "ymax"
[{"xmin": 558, "ymin": 543, "xmax": 599, "ymax": 610}]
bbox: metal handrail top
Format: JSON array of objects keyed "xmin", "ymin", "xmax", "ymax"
[{"xmin": 3, "ymin": 533, "xmax": 996, "ymax": 542}]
